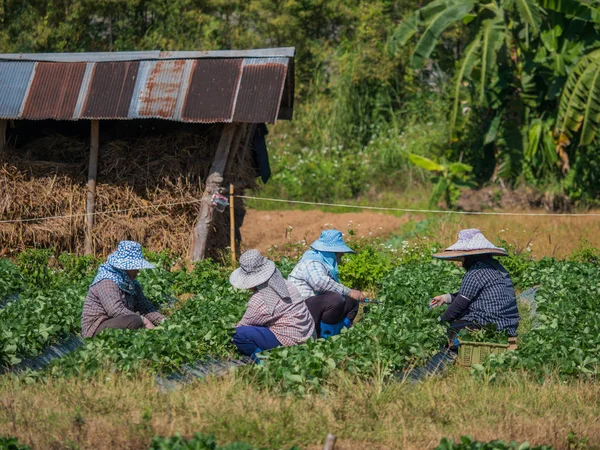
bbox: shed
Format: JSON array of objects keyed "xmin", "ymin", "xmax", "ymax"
[{"xmin": 0, "ymin": 48, "xmax": 295, "ymax": 260}]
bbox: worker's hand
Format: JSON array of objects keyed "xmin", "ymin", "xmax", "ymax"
[
  {"xmin": 348, "ymin": 289, "xmax": 366, "ymax": 301},
  {"xmin": 142, "ymin": 316, "xmax": 155, "ymax": 329},
  {"xmin": 430, "ymin": 294, "xmax": 451, "ymax": 308}
]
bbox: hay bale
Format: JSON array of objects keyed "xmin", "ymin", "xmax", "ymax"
[{"xmin": 0, "ymin": 126, "xmax": 258, "ymax": 258}]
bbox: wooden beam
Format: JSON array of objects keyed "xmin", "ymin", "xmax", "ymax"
[
  {"xmin": 0, "ymin": 120, "xmax": 6, "ymax": 152},
  {"xmin": 84, "ymin": 120, "xmax": 100, "ymax": 255},
  {"xmin": 190, "ymin": 123, "xmax": 238, "ymax": 261},
  {"xmin": 229, "ymin": 183, "xmax": 236, "ymax": 266}
]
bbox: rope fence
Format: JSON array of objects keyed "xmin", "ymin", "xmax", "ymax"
[{"xmin": 1, "ymin": 193, "xmax": 600, "ymax": 225}]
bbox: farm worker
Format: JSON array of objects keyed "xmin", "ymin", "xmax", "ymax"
[
  {"xmin": 429, "ymin": 229, "xmax": 520, "ymax": 339},
  {"xmin": 288, "ymin": 229, "xmax": 366, "ymax": 339},
  {"xmin": 230, "ymin": 250, "xmax": 316, "ymax": 362},
  {"xmin": 81, "ymin": 240, "xmax": 166, "ymax": 338}
]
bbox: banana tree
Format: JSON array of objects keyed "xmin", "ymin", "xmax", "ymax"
[
  {"xmin": 408, "ymin": 154, "xmax": 474, "ymax": 208},
  {"xmin": 391, "ymin": 0, "xmax": 600, "ymax": 185}
]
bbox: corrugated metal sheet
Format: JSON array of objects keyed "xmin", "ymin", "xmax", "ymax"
[
  {"xmin": 233, "ymin": 58, "xmax": 288, "ymax": 123},
  {"xmin": 137, "ymin": 60, "xmax": 187, "ymax": 119},
  {"xmin": 83, "ymin": 61, "xmax": 139, "ymax": 118},
  {"xmin": 22, "ymin": 62, "xmax": 87, "ymax": 120},
  {"xmin": 0, "ymin": 49, "xmax": 294, "ymax": 124},
  {"xmin": 0, "ymin": 62, "xmax": 35, "ymax": 118},
  {"xmin": 182, "ymin": 59, "xmax": 243, "ymax": 123}
]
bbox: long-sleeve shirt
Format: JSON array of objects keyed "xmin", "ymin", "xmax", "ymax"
[
  {"xmin": 237, "ymin": 280, "xmax": 315, "ymax": 346},
  {"xmin": 441, "ymin": 260, "xmax": 520, "ymax": 336},
  {"xmin": 81, "ymin": 279, "xmax": 165, "ymax": 338},
  {"xmin": 288, "ymin": 260, "xmax": 350, "ymax": 300}
]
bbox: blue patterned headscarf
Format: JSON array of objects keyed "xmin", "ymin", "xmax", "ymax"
[
  {"xmin": 301, "ymin": 249, "xmax": 340, "ymax": 282},
  {"xmin": 91, "ymin": 241, "xmax": 154, "ymax": 294},
  {"xmin": 92, "ymin": 263, "xmax": 138, "ymax": 294}
]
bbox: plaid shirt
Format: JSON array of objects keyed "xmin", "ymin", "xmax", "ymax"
[
  {"xmin": 237, "ymin": 280, "xmax": 316, "ymax": 346},
  {"xmin": 288, "ymin": 260, "xmax": 351, "ymax": 300},
  {"xmin": 81, "ymin": 279, "xmax": 165, "ymax": 338},
  {"xmin": 454, "ymin": 260, "xmax": 520, "ymax": 336}
]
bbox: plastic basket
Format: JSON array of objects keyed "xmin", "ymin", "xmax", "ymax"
[{"xmin": 456, "ymin": 340, "xmax": 509, "ymax": 367}]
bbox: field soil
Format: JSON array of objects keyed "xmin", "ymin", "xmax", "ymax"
[
  {"xmin": 240, "ymin": 209, "xmax": 411, "ymax": 253},
  {"xmin": 240, "ymin": 207, "xmax": 600, "ymax": 258}
]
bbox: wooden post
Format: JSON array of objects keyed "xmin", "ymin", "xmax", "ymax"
[
  {"xmin": 229, "ymin": 183, "xmax": 236, "ymax": 266},
  {"xmin": 323, "ymin": 434, "xmax": 337, "ymax": 450},
  {"xmin": 84, "ymin": 120, "xmax": 99, "ymax": 255},
  {"xmin": 0, "ymin": 119, "xmax": 6, "ymax": 152},
  {"xmin": 190, "ymin": 123, "xmax": 238, "ymax": 261}
]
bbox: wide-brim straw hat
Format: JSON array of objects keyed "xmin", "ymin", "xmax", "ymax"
[
  {"xmin": 433, "ymin": 228, "xmax": 508, "ymax": 261},
  {"xmin": 230, "ymin": 249, "xmax": 276, "ymax": 290},
  {"xmin": 310, "ymin": 229, "xmax": 355, "ymax": 254},
  {"xmin": 106, "ymin": 240, "xmax": 156, "ymax": 270}
]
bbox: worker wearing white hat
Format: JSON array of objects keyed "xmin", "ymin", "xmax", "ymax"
[{"xmin": 430, "ymin": 229, "xmax": 520, "ymax": 338}]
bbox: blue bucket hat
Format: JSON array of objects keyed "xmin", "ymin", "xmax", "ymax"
[
  {"xmin": 310, "ymin": 230, "xmax": 355, "ymax": 254},
  {"xmin": 106, "ymin": 241, "xmax": 155, "ymax": 270}
]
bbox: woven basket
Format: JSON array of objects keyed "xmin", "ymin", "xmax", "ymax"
[{"xmin": 456, "ymin": 340, "xmax": 510, "ymax": 367}]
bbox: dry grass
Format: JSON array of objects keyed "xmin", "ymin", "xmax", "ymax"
[
  {"xmin": 0, "ymin": 128, "xmax": 257, "ymax": 258},
  {"xmin": 0, "ymin": 370, "xmax": 598, "ymax": 450},
  {"xmin": 427, "ymin": 213, "xmax": 600, "ymax": 259}
]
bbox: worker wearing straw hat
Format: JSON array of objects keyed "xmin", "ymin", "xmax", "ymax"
[
  {"xmin": 288, "ymin": 230, "xmax": 366, "ymax": 339},
  {"xmin": 230, "ymin": 250, "xmax": 316, "ymax": 362},
  {"xmin": 429, "ymin": 229, "xmax": 520, "ymax": 338},
  {"xmin": 82, "ymin": 241, "xmax": 166, "ymax": 338}
]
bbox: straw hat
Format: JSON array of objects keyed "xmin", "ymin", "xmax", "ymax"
[
  {"xmin": 230, "ymin": 250, "xmax": 276, "ymax": 290},
  {"xmin": 433, "ymin": 229, "xmax": 507, "ymax": 260},
  {"xmin": 310, "ymin": 230, "xmax": 355, "ymax": 254},
  {"xmin": 106, "ymin": 241, "xmax": 155, "ymax": 270}
]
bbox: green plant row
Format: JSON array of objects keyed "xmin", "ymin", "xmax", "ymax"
[{"xmin": 435, "ymin": 435, "xmax": 553, "ymax": 450}]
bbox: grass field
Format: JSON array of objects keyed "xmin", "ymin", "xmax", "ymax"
[{"xmin": 1, "ymin": 371, "xmax": 598, "ymax": 450}]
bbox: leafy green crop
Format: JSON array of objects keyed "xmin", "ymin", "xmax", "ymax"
[
  {"xmin": 435, "ymin": 436, "xmax": 553, "ymax": 450},
  {"xmin": 0, "ymin": 435, "xmax": 32, "ymax": 450},
  {"xmin": 457, "ymin": 324, "xmax": 509, "ymax": 344},
  {"xmin": 149, "ymin": 432, "xmax": 300, "ymax": 450}
]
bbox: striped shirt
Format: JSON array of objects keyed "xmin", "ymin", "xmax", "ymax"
[
  {"xmin": 288, "ymin": 260, "xmax": 351, "ymax": 300},
  {"xmin": 81, "ymin": 279, "xmax": 166, "ymax": 338},
  {"xmin": 237, "ymin": 280, "xmax": 316, "ymax": 346},
  {"xmin": 456, "ymin": 260, "xmax": 520, "ymax": 336}
]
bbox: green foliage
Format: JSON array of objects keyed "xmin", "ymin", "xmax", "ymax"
[
  {"xmin": 0, "ymin": 259, "xmax": 23, "ymax": 299},
  {"xmin": 408, "ymin": 154, "xmax": 474, "ymax": 208},
  {"xmin": 394, "ymin": 0, "xmax": 600, "ymax": 200},
  {"xmin": 149, "ymin": 432, "xmax": 300, "ymax": 450},
  {"xmin": 0, "ymin": 436, "xmax": 32, "ymax": 450},
  {"xmin": 488, "ymin": 260, "xmax": 600, "ymax": 378},
  {"xmin": 435, "ymin": 435, "xmax": 553, "ymax": 450},
  {"xmin": 339, "ymin": 240, "xmax": 394, "ymax": 291},
  {"xmin": 568, "ymin": 239, "xmax": 600, "ymax": 264},
  {"xmin": 457, "ymin": 323, "xmax": 509, "ymax": 344},
  {"xmin": 16, "ymin": 248, "xmax": 54, "ymax": 288}
]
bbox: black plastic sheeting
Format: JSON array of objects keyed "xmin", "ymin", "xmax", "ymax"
[
  {"xmin": 3, "ymin": 334, "xmax": 84, "ymax": 374},
  {"xmin": 156, "ymin": 356, "xmax": 253, "ymax": 392},
  {"xmin": 0, "ymin": 292, "xmax": 19, "ymax": 309}
]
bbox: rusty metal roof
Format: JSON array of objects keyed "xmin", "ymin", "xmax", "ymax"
[{"xmin": 0, "ymin": 48, "xmax": 294, "ymax": 124}]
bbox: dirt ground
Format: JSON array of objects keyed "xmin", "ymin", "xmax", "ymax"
[
  {"xmin": 240, "ymin": 207, "xmax": 600, "ymax": 258},
  {"xmin": 240, "ymin": 209, "xmax": 411, "ymax": 253}
]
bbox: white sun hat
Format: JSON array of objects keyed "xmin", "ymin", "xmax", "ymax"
[
  {"xmin": 229, "ymin": 249, "xmax": 276, "ymax": 290},
  {"xmin": 433, "ymin": 228, "xmax": 508, "ymax": 261}
]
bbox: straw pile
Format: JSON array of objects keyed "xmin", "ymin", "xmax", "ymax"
[{"xmin": 0, "ymin": 125, "xmax": 258, "ymax": 258}]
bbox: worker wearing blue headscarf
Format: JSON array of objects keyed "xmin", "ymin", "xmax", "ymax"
[{"xmin": 288, "ymin": 230, "xmax": 366, "ymax": 338}]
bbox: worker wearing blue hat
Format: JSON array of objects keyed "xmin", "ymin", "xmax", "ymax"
[{"xmin": 288, "ymin": 229, "xmax": 366, "ymax": 338}]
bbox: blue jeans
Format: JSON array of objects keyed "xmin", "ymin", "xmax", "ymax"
[{"xmin": 232, "ymin": 326, "xmax": 282, "ymax": 361}]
